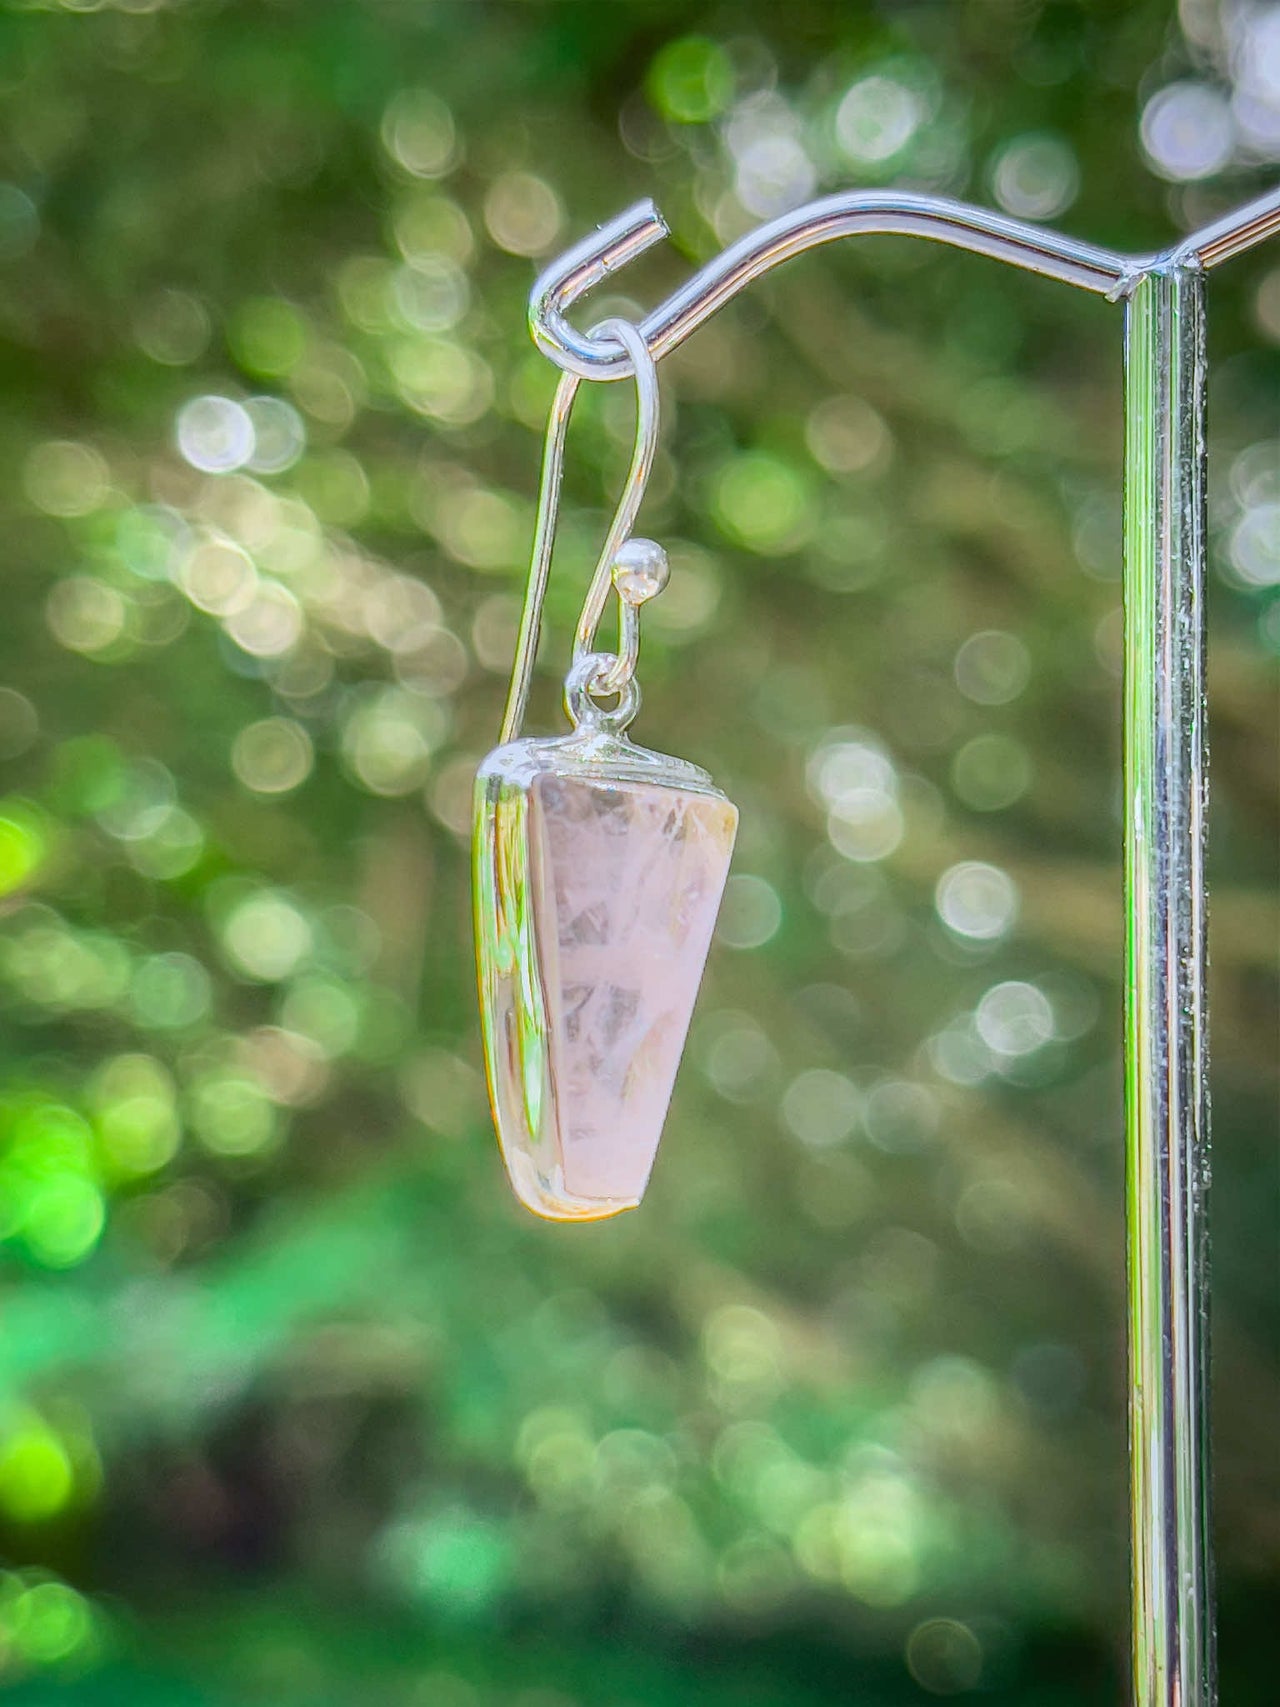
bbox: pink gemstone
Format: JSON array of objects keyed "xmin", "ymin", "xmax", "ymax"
[
  {"xmin": 475, "ymin": 740, "xmax": 737, "ymax": 1221},
  {"xmin": 531, "ymin": 772, "xmax": 736, "ymax": 1205}
]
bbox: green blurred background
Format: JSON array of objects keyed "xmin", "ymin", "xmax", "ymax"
[{"xmin": 0, "ymin": 0, "xmax": 1275, "ymax": 1701}]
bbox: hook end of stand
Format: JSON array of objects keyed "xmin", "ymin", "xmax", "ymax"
[
  {"xmin": 529, "ymin": 200, "xmax": 670, "ymax": 378},
  {"xmin": 602, "ymin": 198, "xmax": 671, "ymax": 269}
]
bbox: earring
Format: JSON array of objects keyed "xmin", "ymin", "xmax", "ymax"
[{"xmin": 473, "ymin": 319, "xmax": 738, "ymax": 1222}]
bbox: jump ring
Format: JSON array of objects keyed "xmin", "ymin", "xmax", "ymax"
[{"xmin": 564, "ymin": 652, "xmax": 641, "ymax": 734}]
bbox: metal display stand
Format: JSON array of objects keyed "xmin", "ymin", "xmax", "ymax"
[{"xmin": 523, "ymin": 182, "xmax": 1280, "ymax": 1705}]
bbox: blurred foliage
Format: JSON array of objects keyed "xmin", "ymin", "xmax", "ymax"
[{"xmin": 0, "ymin": 0, "xmax": 1275, "ymax": 1702}]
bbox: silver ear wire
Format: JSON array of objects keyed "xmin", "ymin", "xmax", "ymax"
[
  {"xmin": 569, "ymin": 320, "xmax": 661, "ymax": 678},
  {"xmin": 498, "ymin": 364, "xmax": 579, "ymax": 745},
  {"xmin": 498, "ymin": 316, "xmax": 660, "ymax": 746}
]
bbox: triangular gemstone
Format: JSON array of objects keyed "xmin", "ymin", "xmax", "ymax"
[
  {"xmin": 529, "ymin": 771, "xmax": 737, "ymax": 1206},
  {"xmin": 475, "ymin": 733, "xmax": 737, "ymax": 1221}
]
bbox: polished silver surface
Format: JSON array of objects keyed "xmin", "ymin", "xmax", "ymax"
[
  {"xmin": 498, "ymin": 362, "xmax": 577, "ymax": 745},
  {"xmin": 1183, "ymin": 182, "xmax": 1280, "ymax": 271},
  {"xmin": 1123, "ymin": 263, "xmax": 1215, "ymax": 1707},
  {"xmin": 529, "ymin": 192, "xmax": 1141, "ymax": 381},
  {"xmin": 498, "ymin": 316, "xmax": 660, "ymax": 745},
  {"xmin": 528, "ymin": 187, "xmax": 1280, "ymax": 384},
  {"xmin": 512, "ymin": 178, "xmax": 1280, "ymax": 1706},
  {"xmin": 568, "ymin": 319, "xmax": 662, "ymax": 676}
]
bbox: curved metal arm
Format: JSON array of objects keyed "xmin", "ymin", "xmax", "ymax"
[
  {"xmin": 1179, "ymin": 182, "xmax": 1280, "ymax": 271},
  {"xmin": 529, "ymin": 191, "xmax": 1142, "ymax": 379},
  {"xmin": 530, "ymin": 183, "xmax": 1280, "ymax": 380}
]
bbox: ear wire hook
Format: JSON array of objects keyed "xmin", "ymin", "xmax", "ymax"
[
  {"xmin": 568, "ymin": 318, "xmax": 660, "ymax": 685},
  {"xmin": 498, "ymin": 316, "xmax": 660, "ymax": 746}
]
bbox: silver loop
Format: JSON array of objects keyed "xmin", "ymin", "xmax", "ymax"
[{"xmin": 564, "ymin": 652, "xmax": 641, "ymax": 734}]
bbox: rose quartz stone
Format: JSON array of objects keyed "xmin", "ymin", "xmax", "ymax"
[{"xmin": 527, "ymin": 771, "xmax": 737, "ymax": 1208}]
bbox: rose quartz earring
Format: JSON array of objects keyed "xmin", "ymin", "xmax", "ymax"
[{"xmin": 473, "ymin": 319, "xmax": 738, "ymax": 1221}]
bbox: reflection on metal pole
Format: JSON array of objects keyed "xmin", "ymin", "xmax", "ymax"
[{"xmin": 1123, "ymin": 263, "xmax": 1214, "ymax": 1707}]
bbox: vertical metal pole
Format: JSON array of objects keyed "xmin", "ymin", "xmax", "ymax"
[{"xmin": 1122, "ymin": 262, "xmax": 1215, "ymax": 1707}]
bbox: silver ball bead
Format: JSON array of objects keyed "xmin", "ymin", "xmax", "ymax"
[{"xmin": 612, "ymin": 537, "xmax": 670, "ymax": 605}]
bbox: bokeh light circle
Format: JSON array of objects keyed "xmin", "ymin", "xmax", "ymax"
[
  {"xmin": 231, "ymin": 717, "xmax": 314, "ymax": 794},
  {"xmin": 176, "ymin": 395, "xmax": 255, "ymax": 474},
  {"xmin": 935, "ymin": 861, "xmax": 1019, "ymax": 942},
  {"xmin": 1140, "ymin": 83, "xmax": 1234, "ymax": 181}
]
